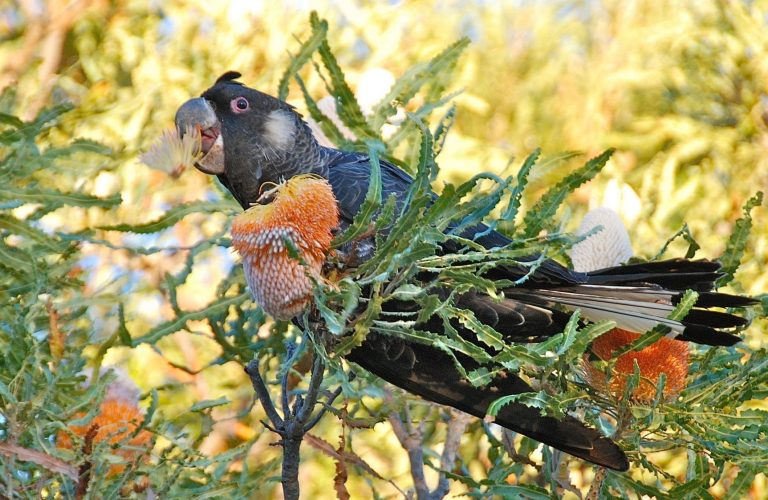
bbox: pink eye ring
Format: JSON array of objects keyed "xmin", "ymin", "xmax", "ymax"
[{"xmin": 231, "ymin": 97, "xmax": 249, "ymax": 113}]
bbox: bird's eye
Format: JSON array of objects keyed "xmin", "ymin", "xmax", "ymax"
[{"xmin": 231, "ymin": 97, "xmax": 250, "ymax": 113}]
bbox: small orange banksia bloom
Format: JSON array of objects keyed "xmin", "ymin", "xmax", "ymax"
[
  {"xmin": 583, "ymin": 328, "xmax": 689, "ymax": 402},
  {"xmin": 231, "ymin": 175, "xmax": 339, "ymax": 320},
  {"xmin": 58, "ymin": 398, "xmax": 152, "ymax": 476}
]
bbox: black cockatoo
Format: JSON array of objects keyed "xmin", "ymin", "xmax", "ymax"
[{"xmin": 175, "ymin": 72, "xmax": 754, "ymax": 471}]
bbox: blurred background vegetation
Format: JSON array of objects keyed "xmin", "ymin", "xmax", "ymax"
[{"xmin": 1, "ymin": 0, "xmax": 767, "ymax": 498}]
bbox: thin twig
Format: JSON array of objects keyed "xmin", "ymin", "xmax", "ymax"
[
  {"xmin": 386, "ymin": 386, "xmax": 471, "ymax": 500},
  {"xmin": 389, "ymin": 407, "xmax": 430, "ymax": 499},
  {"xmin": 296, "ymin": 353, "xmax": 325, "ymax": 424},
  {"xmin": 305, "ymin": 372, "xmax": 355, "ymax": 432},
  {"xmin": 244, "ymin": 359, "xmax": 283, "ymax": 429},
  {"xmin": 432, "ymin": 410, "xmax": 471, "ymax": 499}
]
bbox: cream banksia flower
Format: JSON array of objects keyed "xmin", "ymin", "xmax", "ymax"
[
  {"xmin": 140, "ymin": 128, "xmax": 201, "ymax": 178},
  {"xmin": 230, "ymin": 175, "xmax": 339, "ymax": 321}
]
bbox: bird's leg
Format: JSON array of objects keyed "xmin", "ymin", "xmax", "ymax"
[{"xmin": 331, "ymin": 223, "xmax": 377, "ymax": 270}]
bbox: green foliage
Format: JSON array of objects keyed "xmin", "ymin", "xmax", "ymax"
[
  {"xmin": 0, "ymin": 103, "xmax": 280, "ymax": 497},
  {"xmin": 521, "ymin": 149, "xmax": 614, "ymax": 239},
  {"xmin": 98, "ymin": 201, "xmax": 240, "ymax": 234},
  {"xmin": 273, "ymin": 12, "xmax": 768, "ymax": 499}
]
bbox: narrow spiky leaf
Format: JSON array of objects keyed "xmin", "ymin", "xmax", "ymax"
[
  {"xmin": 717, "ymin": 191, "xmax": 762, "ymax": 287},
  {"xmin": 522, "ymin": 149, "xmax": 613, "ymax": 238},
  {"xmin": 278, "ymin": 19, "xmax": 328, "ymax": 101}
]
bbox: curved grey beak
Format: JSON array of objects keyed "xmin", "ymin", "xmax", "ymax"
[{"xmin": 174, "ymin": 98, "xmax": 225, "ymax": 175}]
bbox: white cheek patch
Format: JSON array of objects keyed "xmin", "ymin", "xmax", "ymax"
[{"xmin": 263, "ymin": 109, "xmax": 296, "ymax": 150}]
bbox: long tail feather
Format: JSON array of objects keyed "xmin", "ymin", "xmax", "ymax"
[
  {"xmin": 347, "ymin": 336, "xmax": 629, "ymax": 470},
  {"xmin": 502, "ymin": 259, "xmax": 755, "ymax": 346}
]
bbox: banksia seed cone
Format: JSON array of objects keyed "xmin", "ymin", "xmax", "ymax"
[
  {"xmin": 58, "ymin": 398, "xmax": 152, "ymax": 476},
  {"xmin": 231, "ymin": 175, "xmax": 339, "ymax": 320},
  {"xmin": 583, "ymin": 328, "xmax": 689, "ymax": 401}
]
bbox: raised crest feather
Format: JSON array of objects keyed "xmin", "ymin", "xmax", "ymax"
[{"xmin": 216, "ymin": 71, "xmax": 243, "ymax": 84}]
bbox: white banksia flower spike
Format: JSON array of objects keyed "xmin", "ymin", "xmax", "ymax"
[{"xmin": 140, "ymin": 127, "xmax": 202, "ymax": 178}]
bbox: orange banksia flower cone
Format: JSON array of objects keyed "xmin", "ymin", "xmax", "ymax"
[
  {"xmin": 58, "ymin": 398, "xmax": 152, "ymax": 476},
  {"xmin": 583, "ymin": 328, "xmax": 689, "ymax": 402},
  {"xmin": 231, "ymin": 175, "xmax": 339, "ymax": 320}
]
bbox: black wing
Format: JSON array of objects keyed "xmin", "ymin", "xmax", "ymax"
[
  {"xmin": 346, "ymin": 333, "xmax": 629, "ymax": 470},
  {"xmin": 327, "ymin": 151, "xmax": 630, "ymax": 469},
  {"xmin": 325, "ymin": 150, "xmax": 753, "ymax": 471}
]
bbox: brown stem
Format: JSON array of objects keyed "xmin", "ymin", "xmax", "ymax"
[
  {"xmin": 244, "ymin": 349, "xmax": 329, "ymax": 500},
  {"xmin": 76, "ymin": 424, "xmax": 98, "ymax": 500},
  {"xmin": 387, "ymin": 392, "xmax": 469, "ymax": 500}
]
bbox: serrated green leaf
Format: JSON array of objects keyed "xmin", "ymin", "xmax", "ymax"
[
  {"xmin": 31, "ymin": 104, "xmax": 73, "ymax": 132},
  {"xmin": 487, "ymin": 391, "xmax": 564, "ymax": 419},
  {"xmin": 333, "ymin": 292, "xmax": 382, "ymax": 356},
  {"xmin": 333, "ymin": 140, "xmax": 383, "ymax": 247},
  {"xmin": 432, "ymin": 104, "xmax": 456, "ymax": 158},
  {"xmin": 522, "ymin": 149, "xmax": 612, "ymax": 238},
  {"xmin": 0, "ymin": 186, "xmax": 121, "ymax": 208},
  {"xmin": 0, "ymin": 214, "xmax": 68, "ymax": 252},
  {"xmin": 534, "ymin": 309, "xmax": 580, "ymax": 356},
  {"xmin": 310, "ymin": 12, "xmax": 379, "ymax": 142},
  {"xmin": 99, "ymin": 201, "xmax": 235, "ymax": 233},
  {"xmin": 295, "ymin": 74, "xmax": 354, "ymax": 148},
  {"xmin": 481, "ymin": 149, "xmax": 540, "ymax": 238},
  {"xmin": 611, "ymin": 290, "xmax": 697, "ymax": 358},
  {"xmin": 668, "ymin": 289, "xmax": 699, "ymax": 321},
  {"xmin": 388, "ymin": 283, "xmax": 424, "ymax": 300},
  {"xmin": 132, "ymin": 293, "xmax": 249, "ymax": 346},
  {"xmin": 0, "ymin": 241, "xmax": 34, "ymax": 274},
  {"xmin": 717, "ymin": 191, "xmax": 762, "ymax": 287},
  {"xmin": 472, "ymin": 485, "xmax": 551, "ymax": 500},
  {"xmin": 466, "ymin": 367, "xmax": 494, "ymax": 387},
  {"xmin": 724, "ymin": 468, "xmax": 756, "ymax": 500},
  {"xmin": 653, "ymin": 223, "xmax": 701, "ymax": 260},
  {"xmin": 277, "ymin": 19, "xmax": 328, "ymax": 100},
  {"xmin": 607, "ymin": 470, "xmax": 669, "ymax": 497},
  {"xmin": 190, "ymin": 397, "xmax": 230, "ymax": 412},
  {"xmin": 369, "ymin": 38, "xmax": 469, "ymax": 130},
  {"xmin": 0, "ymin": 113, "xmax": 24, "ymax": 128},
  {"xmin": 452, "ymin": 307, "xmax": 505, "ymax": 351},
  {"xmin": 43, "ymin": 139, "xmax": 112, "ymax": 159},
  {"xmin": 0, "ymin": 378, "xmax": 17, "ymax": 404}
]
